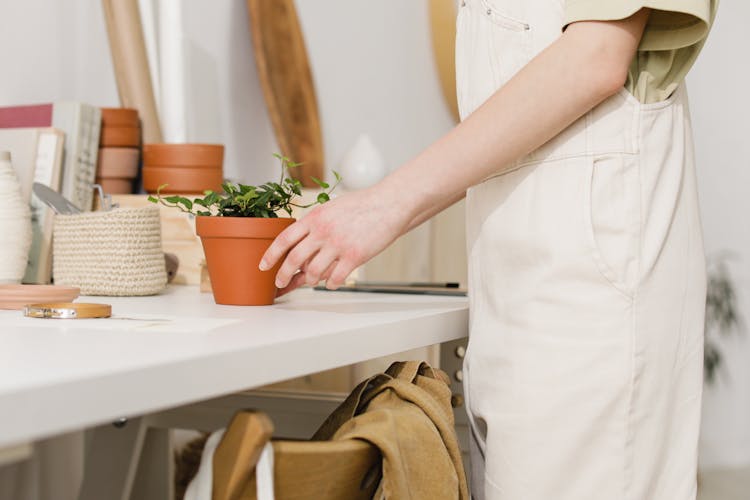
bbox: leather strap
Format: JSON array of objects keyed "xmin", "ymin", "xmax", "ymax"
[{"xmin": 24, "ymin": 302, "xmax": 112, "ymax": 319}]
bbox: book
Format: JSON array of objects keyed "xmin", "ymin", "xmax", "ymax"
[
  {"xmin": 27, "ymin": 130, "xmax": 65, "ymax": 283},
  {"xmin": 0, "ymin": 127, "xmax": 65, "ymax": 283},
  {"xmin": 0, "ymin": 102, "xmax": 102, "ymax": 211}
]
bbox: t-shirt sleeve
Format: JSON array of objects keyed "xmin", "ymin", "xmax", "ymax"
[{"xmin": 564, "ymin": 0, "xmax": 713, "ymax": 51}]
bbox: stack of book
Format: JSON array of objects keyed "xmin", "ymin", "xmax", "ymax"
[{"xmin": 0, "ymin": 102, "xmax": 102, "ymax": 283}]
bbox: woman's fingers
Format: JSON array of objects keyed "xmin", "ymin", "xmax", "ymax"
[
  {"xmin": 274, "ymin": 235, "xmax": 322, "ymax": 288},
  {"xmin": 259, "ymin": 221, "xmax": 310, "ymax": 272},
  {"xmin": 276, "ymin": 271, "xmax": 308, "ymax": 297},
  {"xmin": 326, "ymin": 259, "xmax": 357, "ymax": 290},
  {"xmin": 304, "ymin": 248, "xmax": 339, "ymax": 286},
  {"xmin": 277, "ymin": 257, "xmax": 338, "ymax": 297}
]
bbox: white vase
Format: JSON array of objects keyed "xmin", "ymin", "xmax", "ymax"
[
  {"xmin": 0, "ymin": 151, "xmax": 32, "ymax": 284},
  {"xmin": 339, "ymin": 134, "xmax": 387, "ymax": 191}
]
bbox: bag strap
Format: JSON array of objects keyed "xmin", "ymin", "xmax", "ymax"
[{"xmin": 385, "ymin": 360, "xmax": 437, "ymax": 382}]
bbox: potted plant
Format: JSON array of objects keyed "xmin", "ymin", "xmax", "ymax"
[{"xmin": 149, "ymin": 154, "xmax": 340, "ymax": 305}]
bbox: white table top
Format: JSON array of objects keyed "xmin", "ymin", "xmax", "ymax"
[{"xmin": 0, "ymin": 285, "xmax": 468, "ymax": 448}]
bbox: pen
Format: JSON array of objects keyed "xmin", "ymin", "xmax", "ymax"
[{"xmin": 348, "ymin": 280, "xmax": 461, "ymax": 289}]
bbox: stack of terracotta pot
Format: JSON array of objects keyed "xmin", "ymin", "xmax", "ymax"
[
  {"xmin": 96, "ymin": 108, "xmax": 141, "ymax": 194},
  {"xmin": 142, "ymin": 144, "xmax": 224, "ymax": 194}
]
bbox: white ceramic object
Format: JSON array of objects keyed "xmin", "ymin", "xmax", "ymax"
[
  {"xmin": 0, "ymin": 151, "xmax": 32, "ymax": 284},
  {"xmin": 339, "ymin": 134, "xmax": 387, "ymax": 191}
]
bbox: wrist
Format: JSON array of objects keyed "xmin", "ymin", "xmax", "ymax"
[{"xmin": 374, "ymin": 164, "xmax": 430, "ymax": 226}]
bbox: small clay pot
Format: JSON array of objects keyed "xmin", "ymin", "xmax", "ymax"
[
  {"xmin": 96, "ymin": 147, "xmax": 140, "ymax": 179},
  {"xmin": 100, "ymin": 125, "xmax": 141, "ymax": 147},
  {"xmin": 95, "ymin": 177, "xmax": 133, "ymax": 194},
  {"xmin": 143, "ymin": 144, "xmax": 224, "ymax": 167},
  {"xmin": 142, "ymin": 166, "xmax": 223, "ymax": 194},
  {"xmin": 101, "ymin": 108, "xmax": 139, "ymax": 127},
  {"xmin": 196, "ymin": 216, "xmax": 295, "ymax": 305}
]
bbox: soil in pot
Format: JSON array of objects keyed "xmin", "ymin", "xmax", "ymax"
[{"xmin": 196, "ymin": 216, "xmax": 294, "ymax": 305}]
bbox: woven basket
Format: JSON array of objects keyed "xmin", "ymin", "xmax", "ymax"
[{"xmin": 53, "ymin": 207, "xmax": 167, "ymax": 296}]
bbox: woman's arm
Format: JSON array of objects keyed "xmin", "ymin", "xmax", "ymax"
[{"xmin": 262, "ymin": 9, "xmax": 650, "ymax": 293}]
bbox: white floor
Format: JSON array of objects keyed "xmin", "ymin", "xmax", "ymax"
[{"xmin": 698, "ymin": 467, "xmax": 750, "ymax": 500}]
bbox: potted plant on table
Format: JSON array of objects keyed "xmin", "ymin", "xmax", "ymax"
[{"xmin": 149, "ymin": 154, "xmax": 339, "ymax": 305}]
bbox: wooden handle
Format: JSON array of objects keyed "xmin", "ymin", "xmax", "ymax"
[{"xmin": 101, "ymin": 0, "xmax": 163, "ymax": 143}]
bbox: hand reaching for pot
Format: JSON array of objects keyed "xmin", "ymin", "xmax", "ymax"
[{"xmin": 259, "ymin": 187, "xmax": 411, "ymax": 295}]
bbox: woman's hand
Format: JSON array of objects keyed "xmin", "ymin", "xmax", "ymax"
[{"xmin": 259, "ymin": 185, "xmax": 411, "ymax": 295}]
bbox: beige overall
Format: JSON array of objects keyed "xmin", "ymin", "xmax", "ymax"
[{"xmin": 456, "ymin": 1, "xmax": 707, "ymax": 499}]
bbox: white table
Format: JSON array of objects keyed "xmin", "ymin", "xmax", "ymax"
[{"xmin": 0, "ymin": 285, "xmax": 468, "ymax": 498}]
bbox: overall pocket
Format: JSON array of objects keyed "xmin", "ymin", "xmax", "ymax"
[
  {"xmin": 480, "ymin": 0, "xmax": 532, "ymax": 88},
  {"xmin": 583, "ymin": 154, "xmax": 642, "ymax": 297}
]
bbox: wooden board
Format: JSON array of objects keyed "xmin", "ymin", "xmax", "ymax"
[
  {"xmin": 429, "ymin": 0, "xmax": 460, "ymax": 123},
  {"xmin": 247, "ymin": 0, "xmax": 324, "ymax": 187},
  {"xmin": 101, "ymin": 0, "xmax": 163, "ymax": 143}
]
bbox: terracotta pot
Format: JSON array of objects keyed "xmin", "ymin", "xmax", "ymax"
[
  {"xmin": 95, "ymin": 177, "xmax": 132, "ymax": 194},
  {"xmin": 101, "ymin": 108, "xmax": 139, "ymax": 127},
  {"xmin": 142, "ymin": 165, "xmax": 223, "ymax": 194},
  {"xmin": 143, "ymin": 144, "xmax": 224, "ymax": 167},
  {"xmin": 100, "ymin": 125, "xmax": 141, "ymax": 147},
  {"xmin": 96, "ymin": 147, "xmax": 140, "ymax": 179},
  {"xmin": 196, "ymin": 216, "xmax": 295, "ymax": 305}
]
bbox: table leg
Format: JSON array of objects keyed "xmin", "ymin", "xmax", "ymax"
[
  {"xmin": 0, "ymin": 443, "xmax": 32, "ymax": 468},
  {"xmin": 78, "ymin": 418, "xmax": 146, "ymax": 500},
  {"xmin": 131, "ymin": 428, "xmax": 174, "ymax": 500}
]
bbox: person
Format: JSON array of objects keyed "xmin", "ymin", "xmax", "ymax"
[{"xmin": 260, "ymin": 1, "xmax": 718, "ymax": 498}]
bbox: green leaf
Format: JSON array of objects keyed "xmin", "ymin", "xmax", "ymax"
[
  {"xmin": 147, "ymin": 196, "xmax": 158, "ymax": 203},
  {"xmin": 317, "ymin": 192, "xmax": 330, "ymax": 204},
  {"xmin": 311, "ymin": 177, "xmax": 329, "ymax": 189},
  {"xmin": 333, "ymin": 171, "xmax": 342, "ymax": 182}
]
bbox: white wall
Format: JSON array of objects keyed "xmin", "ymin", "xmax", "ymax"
[
  {"xmin": 690, "ymin": 0, "xmax": 750, "ymax": 469},
  {"xmin": 0, "ymin": 0, "xmax": 118, "ymax": 106},
  {"xmin": 179, "ymin": 0, "xmax": 453, "ymax": 185}
]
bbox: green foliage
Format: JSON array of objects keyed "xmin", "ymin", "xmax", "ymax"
[
  {"xmin": 148, "ymin": 153, "xmax": 340, "ymax": 218},
  {"xmin": 704, "ymin": 255, "xmax": 743, "ymax": 385}
]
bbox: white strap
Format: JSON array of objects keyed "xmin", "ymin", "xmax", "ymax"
[
  {"xmin": 184, "ymin": 430, "xmax": 225, "ymax": 500},
  {"xmin": 255, "ymin": 442, "xmax": 275, "ymax": 500}
]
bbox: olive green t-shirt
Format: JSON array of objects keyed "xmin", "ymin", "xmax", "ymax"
[{"xmin": 565, "ymin": 0, "xmax": 719, "ymax": 103}]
